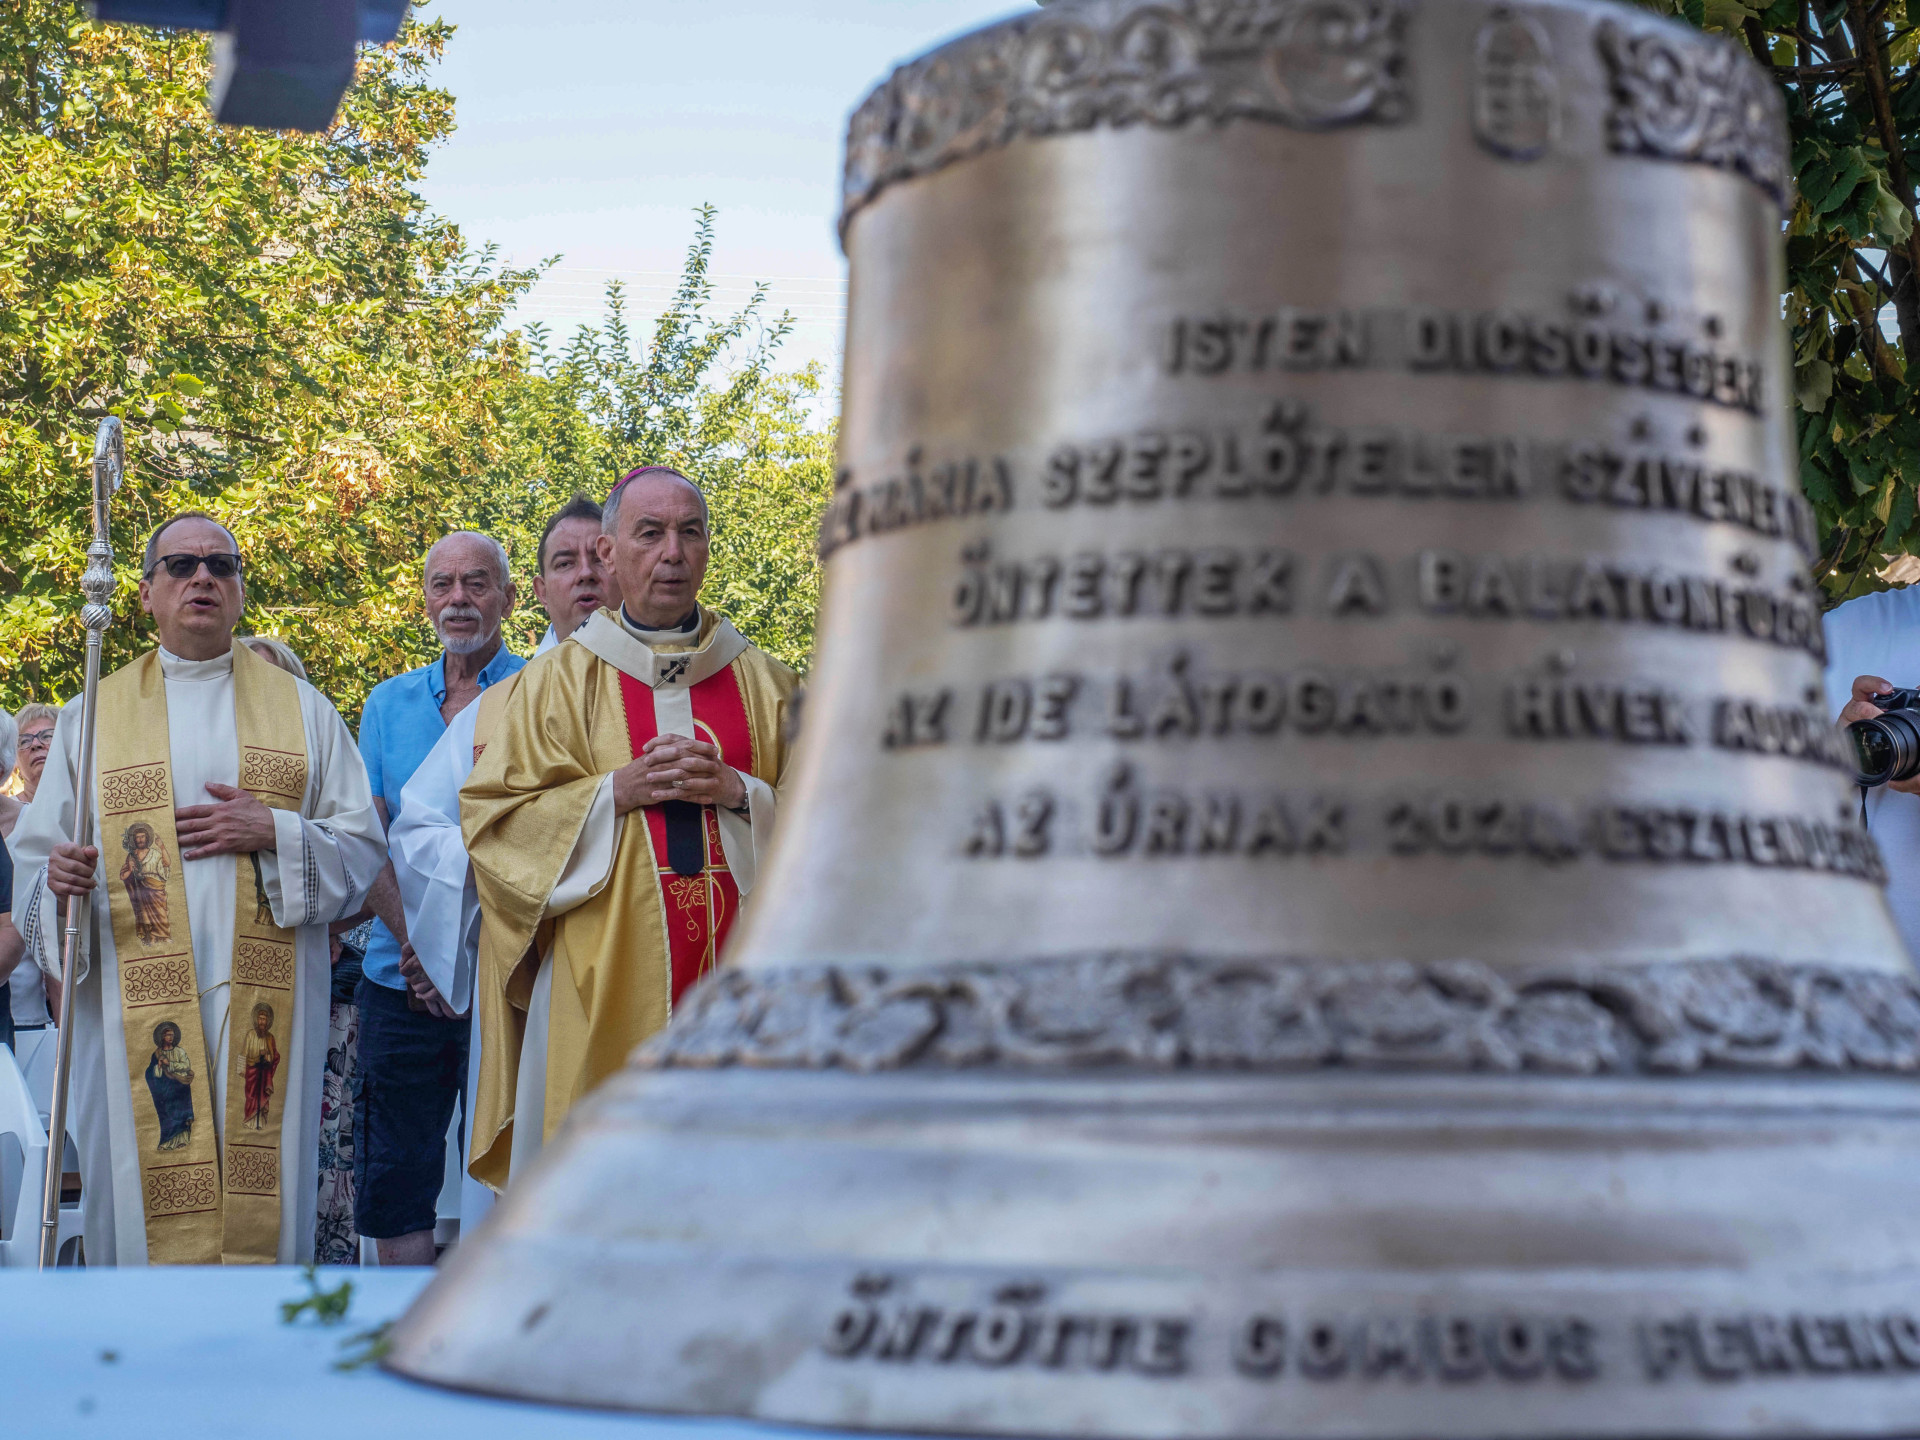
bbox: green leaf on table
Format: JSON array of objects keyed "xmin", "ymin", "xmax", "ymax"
[
  {"xmin": 280, "ymin": 1264, "xmax": 355, "ymax": 1326},
  {"xmin": 334, "ymin": 1320, "xmax": 395, "ymax": 1372}
]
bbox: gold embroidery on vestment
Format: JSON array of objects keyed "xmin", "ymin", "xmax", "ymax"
[{"xmin": 98, "ymin": 643, "xmax": 307, "ymax": 1264}]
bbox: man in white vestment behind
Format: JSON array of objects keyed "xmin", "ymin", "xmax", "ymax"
[
  {"xmin": 10, "ymin": 513, "xmax": 384, "ymax": 1265},
  {"xmin": 389, "ymin": 495, "xmax": 618, "ymax": 1221}
]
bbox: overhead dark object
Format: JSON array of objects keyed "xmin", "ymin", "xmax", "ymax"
[{"xmin": 89, "ymin": 0, "xmax": 408, "ymax": 131}]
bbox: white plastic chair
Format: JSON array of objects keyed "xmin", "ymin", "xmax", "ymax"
[
  {"xmin": 14, "ymin": 1026, "xmax": 57, "ymax": 1118},
  {"xmin": 0, "ymin": 1043, "xmax": 82, "ymax": 1267}
]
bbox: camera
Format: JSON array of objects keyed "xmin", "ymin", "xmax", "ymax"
[{"xmin": 1849, "ymin": 687, "xmax": 1920, "ymax": 787}]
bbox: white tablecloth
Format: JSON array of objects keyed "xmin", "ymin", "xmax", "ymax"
[{"xmin": 0, "ymin": 1267, "xmax": 822, "ymax": 1439}]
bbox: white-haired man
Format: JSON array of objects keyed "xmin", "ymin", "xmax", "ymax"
[
  {"xmin": 461, "ymin": 467, "xmax": 798, "ymax": 1190},
  {"xmin": 8, "ymin": 512, "xmax": 384, "ymax": 1264},
  {"xmin": 353, "ymin": 530, "xmax": 521, "ymax": 1264},
  {"xmin": 387, "ymin": 495, "xmax": 620, "ymax": 1227}
]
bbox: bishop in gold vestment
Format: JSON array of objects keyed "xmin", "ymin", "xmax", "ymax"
[{"xmin": 462, "ymin": 467, "xmax": 797, "ymax": 1187}]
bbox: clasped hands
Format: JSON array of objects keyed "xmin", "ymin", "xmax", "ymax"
[
  {"xmin": 398, "ymin": 941, "xmax": 463, "ymax": 1020},
  {"xmin": 47, "ymin": 783, "xmax": 277, "ymax": 898},
  {"xmin": 612, "ymin": 734, "xmax": 745, "ymax": 816}
]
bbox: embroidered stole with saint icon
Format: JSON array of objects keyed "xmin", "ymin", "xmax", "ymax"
[{"xmin": 96, "ymin": 642, "xmax": 307, "ymax": 1264}]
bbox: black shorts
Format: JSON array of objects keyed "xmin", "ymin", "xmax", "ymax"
[{"xmin": 352, "ymin": 976, "xmax": 469, "ymax": 1241}]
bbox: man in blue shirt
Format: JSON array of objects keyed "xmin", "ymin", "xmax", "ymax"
[{"xmin": 355, "ymin": 531, "xmax": 524, "ymax": 1265}]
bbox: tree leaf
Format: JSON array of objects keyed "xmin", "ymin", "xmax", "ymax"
[{"xmin": 1796, "ymin": 358, "xmax": 1835, "ymax": 413}]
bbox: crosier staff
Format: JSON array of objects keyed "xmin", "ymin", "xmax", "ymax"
[{"xmin": 39, "ymin": 417, "xmax": 123, "ymax": 1270}]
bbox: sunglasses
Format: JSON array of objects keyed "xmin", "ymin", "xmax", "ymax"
[{"xmin": 146, "ymin": 552, "xmax": 243, "ymax": 581}]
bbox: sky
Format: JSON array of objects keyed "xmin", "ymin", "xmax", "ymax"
[{"xmin": 414, "ymin": 0, "xmax": 1026, "ymax": 383}]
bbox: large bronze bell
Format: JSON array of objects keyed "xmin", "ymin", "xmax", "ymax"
[{"xmin": 387, "ymin": 0, "xmax": 1920, "ymax": 1433}]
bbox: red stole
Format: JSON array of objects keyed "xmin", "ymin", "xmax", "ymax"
[{"xmin": 618, "ymin": 664, "xmax": 752, "ymax": 1006}]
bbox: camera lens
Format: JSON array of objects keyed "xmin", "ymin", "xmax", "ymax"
[
  {"xmin": 1850, "ymin": 711, "xmax": 1920, "ymax": 787},
  {"xmin": 1853, "ymin": 722, "xmax": 1897, "ymax": 784}
]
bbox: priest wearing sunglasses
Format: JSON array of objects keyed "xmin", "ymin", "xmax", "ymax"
[{"xmin": 8, "ymin": 512, "xmax": 386, "ymax": 1265}]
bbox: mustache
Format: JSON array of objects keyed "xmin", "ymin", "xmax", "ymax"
[{"xmin": 435, "ymin": 603, "xmax": 496, "ymax": 655}]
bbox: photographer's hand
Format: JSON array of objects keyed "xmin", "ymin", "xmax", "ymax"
[
  {"xmin": 1840, "ymin": 675, "xmax": 1920, "ymax": 796},
  {"xmin": 1839, "ymin": 674, "xmax": 1894, "ymax": 726}
]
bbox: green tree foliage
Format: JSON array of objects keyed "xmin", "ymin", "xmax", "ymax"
[
  {"xmin": 472, "ymin": 207, "xmax": 835, "ymax": 671},
  {"xmin": 0, "ymin": 6, "xmax": 833, "ymax": 719},
  {"xmin": 0, "ymin": 3, "xmax": 535, "ymax": 712},
  {"xmin": 1644, "ymin": 0, "xmax": 1918, "ymax": 598}
]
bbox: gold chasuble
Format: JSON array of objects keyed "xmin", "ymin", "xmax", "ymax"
[
  {"xmin": 462, "ymin": 607, "xmax": 797, "ymax": 1189},
  {"xmin": 97, "ymin": 643, "xmax": 306, "ymax": 1264}
]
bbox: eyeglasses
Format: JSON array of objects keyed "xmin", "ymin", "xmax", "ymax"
[
  {"xmin": 146, "ymin": 552, "xmax": 243, "ymax": 581},
  {"xmin": 18, "ymin": 730, "xmax": 54, "ymax": 750}
]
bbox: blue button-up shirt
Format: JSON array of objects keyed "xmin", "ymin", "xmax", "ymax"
[{"xmin": 357, "ymin": 644, "xmax": 525, "ymax": 990}]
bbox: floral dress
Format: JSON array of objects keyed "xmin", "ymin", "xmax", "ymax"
[{"xmin": 314, "ymin": 922, "xmax": 370, "ymax": 1265}]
